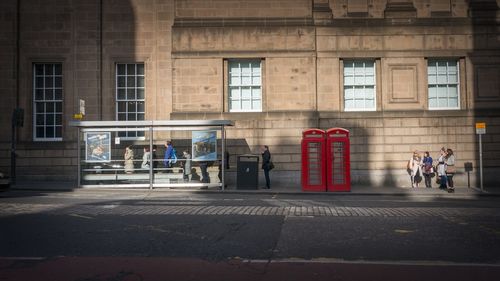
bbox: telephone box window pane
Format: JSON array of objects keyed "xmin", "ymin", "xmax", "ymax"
[
  {"xmin": 331, "ymin": 142, "xmax": 346, "ymax": 184},
  {"xmin": 307, "ymin": 142, "xmax": 322, "ymax": 185}
]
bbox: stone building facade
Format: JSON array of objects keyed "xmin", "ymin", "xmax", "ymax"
[{"xmin": 0, "ymin": 0, "xmax": 499, "ymax": 188}]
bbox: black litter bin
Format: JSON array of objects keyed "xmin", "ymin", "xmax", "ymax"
[{"xmin": 237, "ymin": 154, "xmax": 259, "ymax": 190}]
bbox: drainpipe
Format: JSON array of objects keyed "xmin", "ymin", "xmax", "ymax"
[
  {"xmin": 11, "ymin": 0, "xmax": 21, "ymax": 185},
  {"xmin": 99, "ymin": 0, "xmax": 103, "ymax": 120}
]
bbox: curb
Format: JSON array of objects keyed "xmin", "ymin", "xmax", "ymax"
[{"xmin": 7, "ymin": 185, "xmax": 500, "ymax": 197}]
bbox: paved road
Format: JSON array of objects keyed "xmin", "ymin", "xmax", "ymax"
[{"xmin": 1, "ymin": 190, "xmax": 499, "ymax": 280}]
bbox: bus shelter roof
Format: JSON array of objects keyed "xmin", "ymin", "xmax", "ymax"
[{"xmin": 69, "ymin": 120, "xmax": 234, "ymax": 128}]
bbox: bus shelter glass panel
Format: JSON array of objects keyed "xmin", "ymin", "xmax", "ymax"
[
  {"xmin": 80, "ymin": 129, "xmax": 151, "ymax": 188},
  {"xmin": 150, "ymin": 129, "xmax": 223, "ymax": 189}
]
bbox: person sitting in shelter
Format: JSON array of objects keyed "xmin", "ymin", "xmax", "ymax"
[
  {"xmin": 141, "ymin": 146, "xmax": 151, "ymax": 170},
  {"xmin": 124, "ymin": 145, "xmax": 134, "ymax": 174}
]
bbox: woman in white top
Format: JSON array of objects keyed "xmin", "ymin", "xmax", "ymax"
[
  {"xmin": 436, "ymin": 147, "xmax": 448, "ymax": 189},
  {"xmin": 445, "ymin": 148, "xmax": 456, "ymax": 192},
  {"xmin": 124, "ymin": 145, "xmax": 134, "ymax": 174},
  {"xmin": 409, "ymin": 151, "xmax": 423, "ymax": 188}
]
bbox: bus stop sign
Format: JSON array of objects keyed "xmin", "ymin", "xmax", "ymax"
[{"xmin": 476, "ymin": 122, "xmax": 486, "ymax": 135}]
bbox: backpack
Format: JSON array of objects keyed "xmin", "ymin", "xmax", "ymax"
[{"xmin": 171, "ymin": 148, "xmax": 177, "ymax": 164}]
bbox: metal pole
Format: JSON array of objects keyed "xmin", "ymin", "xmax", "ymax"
[
  {"xmin": 221, "ymin": 125, "xmax": 225, "ymax": 191},
  {"xmin": 10, "ymin": 114, "xmax": 16, "ymax": 186},
  {"xmin": 479, "ymin": 133, "xmax": 483, "ymax": 192},
  {"xmin": 149, "ymin": 126, "xmax": 153, "ymax": 190},
  {"xmin": 77, "ymin": 128, "xmax": 81, "ymax": 187}
]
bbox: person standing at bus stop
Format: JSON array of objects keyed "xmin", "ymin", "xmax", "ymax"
[
  {"xmin": 261, "ymin": 145, "xmax": 272, "ymax": 189},
  {"xmin": 164, "ymin": 140, "xmax": 174, "ymax": 173}
]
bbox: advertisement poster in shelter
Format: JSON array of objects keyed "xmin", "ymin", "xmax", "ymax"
[
  {"xmin": 192, "ymin": 130, "xmax": 217, "ymax": 161},
  {"xmin": 85, "ymin": 132, "xmax": 111, "ymax": 162}
]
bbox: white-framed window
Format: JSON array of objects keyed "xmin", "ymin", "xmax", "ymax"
[
  {"xmin": 228, "ymin": 59, "xmax": 262, "ymax": 112},
  {"xmin": 428, "ymin": 59, "xmax": 460, "ymax": 110},
  {"xmin": 116, "ymin": 63, "xmax": 145, "ymax": 138},
  {"xmin": 343, "ymin": 60, "xmax": 376, "ymax": 111},
  {"xmin": 33, "ymin": 63, "xmax": 63, "ymax": 141}
]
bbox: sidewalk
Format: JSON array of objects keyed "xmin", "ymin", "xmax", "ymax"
[{"xmin": 6, "ymin": 180, "xmax": 499, "ymax": 197}]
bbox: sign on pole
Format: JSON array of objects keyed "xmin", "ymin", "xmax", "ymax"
[
  {"xmin": 80, "ymin": 99, "xmax": 86, "ymax": 116},
  {"xmin": 476, "ymin": 122, "xmax": 486, "ymax": 135},
  {"xmin": 476, "ymin": 122, "xmax": 486, "ymax": 191}
]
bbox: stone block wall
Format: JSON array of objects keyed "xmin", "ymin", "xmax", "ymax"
[
  {"xmin": 175, "ymin": 0, "xmax": 311, "ymax": 18},
  {"xmin": 0, "ymin": 0, "xmax": 16, "ymax": 150},
  {"xmin": 0, "ymin": 0, "xmax": 499, "ymax": 188}
]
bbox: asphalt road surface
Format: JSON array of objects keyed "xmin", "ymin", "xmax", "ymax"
[{"xmin": 0, "ymin": 189, "xmax": 499, "ymax": 281}]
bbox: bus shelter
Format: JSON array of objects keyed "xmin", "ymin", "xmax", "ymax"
[{"xmin": 69, "ymin": 120, "xmax": 234, "ymax": 189}]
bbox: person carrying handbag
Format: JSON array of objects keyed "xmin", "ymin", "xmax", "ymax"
[
  {"xmin": 445, "ymin": 148, "xmax": 456, "ymax": 193},
  {"xmin": 408, "ymin": 151, "xmax": 423, "ymax": 188},
  {"xmin": 261, "ymin": 145, "xmax": 272, "ymax": 189},
  {"xmin": 422, "ymin": 151, "xmax": 434, "ymax": 188},
  {"xmin": 436, "ymin": 147, "xmax": 448, "ymax": 190}
]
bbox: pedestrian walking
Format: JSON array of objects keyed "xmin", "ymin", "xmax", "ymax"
[
  {"xmin": 422, "ymin": 151, "xmax": 434, "ymax": 188},
  {"xmin": 445, "ymin": 148, "xmax": 456, "ymax": 193},
  {"xmin": 163, "ymin": 140, "xmax": 177, "ymax": 173}
]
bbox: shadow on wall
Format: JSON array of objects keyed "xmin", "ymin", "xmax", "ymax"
[
  {"xmin": 470, "ymin": 1, "xmax": 499, "ymax": 188},
  {"xmin": 15, "ymin": 0, "xmax": 138, "ymax": 182}
]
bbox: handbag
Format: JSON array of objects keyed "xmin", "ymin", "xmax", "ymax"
[
  {"xmin": 446, "ymin": 165, "xmax": 456, "ymax": 174},
  {"xmin": 268, "ymin": 161, "xmax": 275, "ymax": 170}
]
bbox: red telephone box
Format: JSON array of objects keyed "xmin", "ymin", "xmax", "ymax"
[
  {"xmin": 326, "ymin": 128, "xmax": 351, "ymax": 192},
  {"xmin": 301, "ymin": 129, "xmax": 326, "ymax": 192}
]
